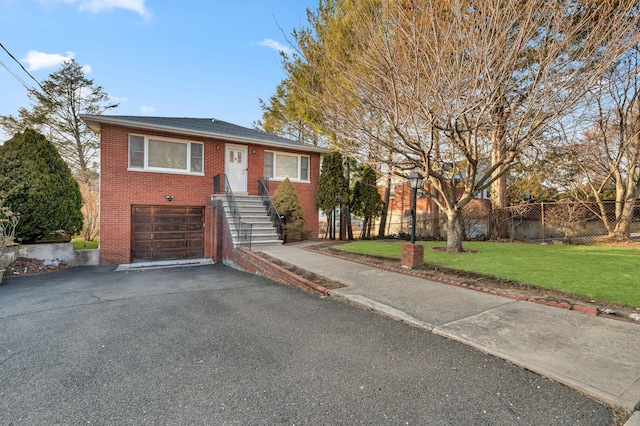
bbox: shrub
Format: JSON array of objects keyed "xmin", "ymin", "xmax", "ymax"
[
  {"xmin": 0, "ymin": 129, "xmax": 83, "ymax": 243},
  {"xmin": 272, "ymin": 178, "xmax": 306, "ymax": 242},
  {"xmin": 0, "ymin": 200, "xmax": 19, "ymax": 247}
]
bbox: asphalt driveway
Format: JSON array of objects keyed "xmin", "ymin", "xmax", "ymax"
[{"xmin": 0, "ymin": 265, "xmax": 614, "ymax": 424}]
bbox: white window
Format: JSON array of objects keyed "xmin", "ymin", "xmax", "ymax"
[
  {"xmin": 129, "ymin": 134, "xmax": 204, "ymax": 174},
  {"xmin": 264, "ymin": 151, "xmax": 310, "ymax": 181}
]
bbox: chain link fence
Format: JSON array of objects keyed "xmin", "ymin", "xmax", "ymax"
[
  {"xmin": 492, "ymin": 201, "xmax": 640, "ymax": 244},
  {"xmin": 320, "ymin": 201, "xmax": 639, "ymax": 243}
]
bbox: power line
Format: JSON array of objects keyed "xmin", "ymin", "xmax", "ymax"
[
  {"xmin": 0, "ymin": 58, "xmax": 33, "ymax": 91},
  {"xmin": 0, "ymin": 41, "xmax": 46, "ymax": 93}
]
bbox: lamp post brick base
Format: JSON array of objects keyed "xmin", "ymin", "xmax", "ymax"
[{"xmin": 401, "ymin": 243, "xmax": 424, "ymax": 269}]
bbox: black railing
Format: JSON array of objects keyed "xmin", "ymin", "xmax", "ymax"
[
  {"xmin": 258, "ymin": 177, "xmax": 284, "ymax": 241},
  {"xmin": 214, "ymin": 173, "xmax": 252, "ymax": 249}
]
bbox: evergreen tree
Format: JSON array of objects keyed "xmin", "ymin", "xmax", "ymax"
[
  {"xmin": 351, "ymin": 165, "xmax": 383, "ymax": 238},
  {"xmin": 0, "ymin": 129, "xmax": 84, "ymax": 243},
  {"xmin": 0, "ymin": 59, "xmax": 117, "ymax": 173},
  {"xmin": 316, "ymin": 151, "xmax": 349, "ymax": 240},
  {"xmin": 272, "ymin": 178, "xmax": 306, "ymax": 242}
]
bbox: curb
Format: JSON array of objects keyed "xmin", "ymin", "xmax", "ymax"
[
  {"xmin": 625, "ymin": 411, "xmax": 640, "ymax": 426},
  {"xmin": 302, "ymin": 245, "xmax": 636, "ymax": 323}
]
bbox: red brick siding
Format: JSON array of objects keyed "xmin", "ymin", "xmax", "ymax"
[
  {"xmin": 233, "ymin": 247, "xmax": 329, "ymax": 295},
  {"xmin": 100, "ymin": 124, "xmax": 321, "ymax": 264},
  {"xmin": 254, "ymin": 145, "xmax": 321, "ymax": 239},
  {"xmin": 386, "ymin": 182, "xmax": 437, "ymax": 213}
]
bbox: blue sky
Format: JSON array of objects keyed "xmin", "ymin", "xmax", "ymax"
[{"xmin": 0, "ymin": 0, "xmax": 316, "ymax": 139}]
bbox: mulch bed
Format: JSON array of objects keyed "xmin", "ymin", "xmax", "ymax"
[{"xmin": 2, "ymin": 257, "xmax": 71, "ymax": 277}]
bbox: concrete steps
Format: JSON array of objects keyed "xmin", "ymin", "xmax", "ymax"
[{"xmin": 213, "ymin": 194, "xmax": 282, "ymax": 249}]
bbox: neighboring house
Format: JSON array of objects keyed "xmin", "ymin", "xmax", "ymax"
[
  {"xmin": 378, "ymin": 176, "xmax": 490, "ymax": 238},
  {"xmin": 81, "ymin": 115, "xmax": 329, "ymax": 265}
]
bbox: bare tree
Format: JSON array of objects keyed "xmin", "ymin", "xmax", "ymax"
[
  {"xmin": 78, "ymin": 176, "xmax": 100, "ymax": 245},
  {"xmin": 558, "ymin": 47, "xmax": 640, "ymax": 241},
  {"xmin": 290, "ymin": 0, "xmax": 640, "ymax": 251}
]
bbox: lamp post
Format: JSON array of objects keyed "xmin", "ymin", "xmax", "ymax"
[
  {"xmin": 402, "ymin": 171, "xmax": 425, "ymax": 269},
  {"xmin": 407, "ymin": 172, "xmax": 424, "ymax": 244}
]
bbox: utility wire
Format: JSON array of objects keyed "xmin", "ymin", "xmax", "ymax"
[
  {"xmin": 0, "ymin": 41, "xmax": 46, "ymax": 93},
  {"xmin": 0, "ymin": 58, "xmax": 32, "ymax": 91}
]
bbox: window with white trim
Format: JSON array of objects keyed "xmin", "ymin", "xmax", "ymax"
[
  {"xmin": 129, "ymin": 134, "xmax": 204, "ymax": 174},
  {"xmin": 264, "ymin": 151, "xmax": 310, "ymax": 181}
]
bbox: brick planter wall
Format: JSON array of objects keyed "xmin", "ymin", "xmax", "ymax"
[{"xmin": 232, "ymin": 247, "xmax": 330, "ymax": 296}]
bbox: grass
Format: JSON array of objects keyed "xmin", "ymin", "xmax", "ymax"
[
  {"xmin": 334, "ymin": 240, "xmax": 640, "ymax": 308},
  {"xmin": 72, "ymin": 237, "xmax": 99, "ymax": 250}
]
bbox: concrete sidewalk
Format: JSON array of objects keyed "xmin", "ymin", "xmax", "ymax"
[{"xmin": 259, "ymin": 242, "xmax": 640, "ymax": 421}]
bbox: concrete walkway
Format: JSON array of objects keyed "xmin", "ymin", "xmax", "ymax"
[{"xmin": 259, "ymin": 242, "xmax": 640, "ymax": 422}]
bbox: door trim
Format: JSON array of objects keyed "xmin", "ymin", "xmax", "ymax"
[{"xmin": 225, "ymin": 144, "xmax": 248, "ymax": 193}]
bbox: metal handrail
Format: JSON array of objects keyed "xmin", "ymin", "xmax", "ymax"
[
  {"xmin": 258, "ymin": 177, "xmax": 284, "ymax": 241},
  {"xmin": 215, "ymin": 173, "xmax": 252, "ymax": 249}
]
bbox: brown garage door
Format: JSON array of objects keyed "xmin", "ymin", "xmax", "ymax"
[{"xmin": 131, "ymin": 205, "xmax": 204, "ymax": 262}]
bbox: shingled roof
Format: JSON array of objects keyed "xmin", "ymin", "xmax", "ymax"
[{"xmin": 81, "ymin": 115, "xmax": 330, "ymax": 153}]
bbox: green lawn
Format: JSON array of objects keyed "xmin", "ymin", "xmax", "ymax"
[
  {"xmin": 334, "ymin": 240, "xmax": 640, "ymax": 308},
  {"xmin": 72, "ymin": 237, "xmax": 100, "ymax": 250}
]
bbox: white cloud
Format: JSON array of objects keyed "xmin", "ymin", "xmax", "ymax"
[
  {"xmin": 44, "ymin": 0, "xmax": 152, "ymax": 18},
  {"xmin": 22, "ymin": 50, "xmax": 74, "ymax": 71},
  {"xmin": 81, "ymin": 64, "xmax": 92, "ymax": 74},
  {"xmin": 255, "ymin": 39, "xmax": 293, "ymax": 56},
  {"xmin": 140, "ymin": 105, "xmax": 155, "ymax": 114}
]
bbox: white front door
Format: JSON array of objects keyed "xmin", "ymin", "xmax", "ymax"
[{"xmin": 225, "ymin": 145, "xmax": 248, "ymax": 192}]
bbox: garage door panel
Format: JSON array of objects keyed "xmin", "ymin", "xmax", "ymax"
[
  {"xmin": 153, "ymin": 223, "xmax": 188, "ymax": 232},
  {"xmin": 132, "ymin": 224, "xmax": 152, "ymax": 233},
  {"xmin": 153, "ymin": 206, "xmax": 190, "ymax": 216},
  {"xmin": 188, "ymin": 239, "xmax": 204, "ymax": 248},
  {"xmin": 131, "ymin": 205, "xmax": 204, "ymax": 262},
  {"xmin": 148, "ymin": 251, "xmax": 183, "ymax": 261},
  {"xmin": 132, "ymin": 216, "xmax": 152, "ymax": 224},
  {"xmin": 132, "ymin": 239, "xmax": 153, "ymax": 247},
  {"xmin": 152, "ymin": 233, "xmax": 188, "ymax": 241},
  {"xmin": 132, "ymin": 249, "xmax": 152, "ymax": 259},
  {"xmin": 154, "ymin": 216, "xmax": 187, "ymax": 224},
  {"xmin": 132, "ymin": 206, "xmax": 152, "ymax": 215}
]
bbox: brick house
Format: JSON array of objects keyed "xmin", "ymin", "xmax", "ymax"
[
  {"xmin": 378, "ymin": 177, "xmax": 490, "ymax": 238},
  {"xmin": 82, "ymin": 115, "xmax": 329, "ymax": 265}
]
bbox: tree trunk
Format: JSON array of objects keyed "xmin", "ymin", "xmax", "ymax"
[
  {"xmin": 429, "ymin": 193, "xmax": 441, "ymax": 239},
  {"xmin": 491, "ymin": 104, "xmax": 509, "ymax": 238},
  {"xmin": 609, "ymin": 201, "xmax": 635, "ymax": 241},
  {"xmin": 361, "ymin": 217, "xmax": 369, "ymax": 239},
  {"xmin": 346, "ymin": 204, "xmax": 354, "ymax": 240},
  {"xmin": 343, "ymin": 160, "xmax": 353, "ymax": 241},
  {"xmin": 330, "ymin": 209, "xmax": 335, "ymax": 240},
  {"xmin": 378, "ymin": 175, "xmax": 391, "ymax": 238},
  {"xmin": 339, "ymin": 205, "xmax": 346, "ymax": 240},
  {"xmin": 446, "ymin": 208, "xmax": 465, "ymax": 253}
]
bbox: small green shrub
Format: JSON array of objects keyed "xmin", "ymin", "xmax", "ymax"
[{"xmin": 272, "ymin": 178, "xmax": 306, "ymax": 242}]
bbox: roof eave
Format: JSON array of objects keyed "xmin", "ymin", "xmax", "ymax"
[{"xmin": 81, "ymin": 115, "xmax": 331, "ymax": 154}]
